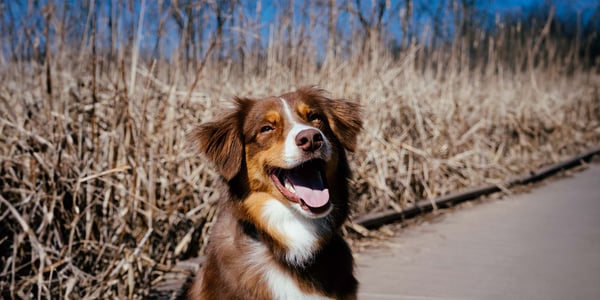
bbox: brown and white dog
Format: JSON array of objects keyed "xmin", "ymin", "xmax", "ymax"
[{"xmin": 187, "ymin": 87, "xmax": 362, "ymax": 299}]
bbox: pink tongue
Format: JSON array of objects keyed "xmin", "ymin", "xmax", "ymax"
[{"xmin": 288, "ymin": 168, "xmax": 329, "ymax": 208}]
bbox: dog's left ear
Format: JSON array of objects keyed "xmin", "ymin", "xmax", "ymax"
[{"xmin": 322, "ymin": 97, "xmax": 363, "ymax": 152}]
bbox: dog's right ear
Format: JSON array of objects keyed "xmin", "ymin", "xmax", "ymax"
[{"xmin": 187, "ymin": 98, "xmax": 252, "ymax": 181}]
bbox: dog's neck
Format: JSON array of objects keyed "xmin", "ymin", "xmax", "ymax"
[
  {"xmin": 239, "ymin": 220, "xmax": 260, "ymax": 241},
  {"xmin": 236, "ymin": 198, "xmax": 334, "ymax": 267}
]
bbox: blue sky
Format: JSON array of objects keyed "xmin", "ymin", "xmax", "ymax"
[
  {"xmin": 2, "ymin": 0, "xmax": 599, "ymax": 60},
  {"xmin": 487, "ymin": 0, "xmax": 598, "ymax": 21},
  {"xmin": 254, "ymin": 0, "xmax": 599, "ymax": 39}
]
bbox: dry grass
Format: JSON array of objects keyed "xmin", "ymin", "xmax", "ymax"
[{"xmin": 1, "ymin": 11, "xmax": 600, "ymax": 300}]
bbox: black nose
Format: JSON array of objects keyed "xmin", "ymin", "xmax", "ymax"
[{"xmin": 295, "ymin": 129, "xmax": 323, "ymax": 152}]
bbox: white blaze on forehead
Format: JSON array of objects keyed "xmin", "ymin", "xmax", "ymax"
[
  {"xmin": 279, "ymin": 98, "xmax": 331, "ymax": 166},
  {"xmin": 279, "ymin": 97, "xmax": 303, "ymax": 127}
]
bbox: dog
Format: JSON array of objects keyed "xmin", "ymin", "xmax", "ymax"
[{"xmin": 186, "ymin": 87, "xmax": 362, "ymax": 299}]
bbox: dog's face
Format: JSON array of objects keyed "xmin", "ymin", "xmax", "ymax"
[{"xmin": 189, "ymin": 87, "xmax": 362, "ymax": 219}]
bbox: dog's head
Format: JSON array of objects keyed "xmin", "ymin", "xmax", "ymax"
[{"xmin": 188, "ymin": 87, "xmax": 362, "ymax": 219}]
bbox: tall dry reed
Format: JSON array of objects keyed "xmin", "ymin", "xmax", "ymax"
[{"xmin": 1, "ymin": 2, "xmax": 599, "ymax": 298}]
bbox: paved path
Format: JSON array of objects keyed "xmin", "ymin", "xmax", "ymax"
[{"xmin": 357, "ymin": 164, "xmax": 600, "ymax": 300}]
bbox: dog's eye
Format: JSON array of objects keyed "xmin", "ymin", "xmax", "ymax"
[
  {"xmin": 260, "ymin": 125, "xmax": 274, "ymax": 133},
  {"xmin": 307, "ymin": 112, "xmax": 322, "ymax": 123}
]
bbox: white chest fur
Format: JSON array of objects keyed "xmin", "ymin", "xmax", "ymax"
[
  {"xmin": 263, "ymin": 265, "xmax": 332, "ymax": 300},
  {"xmin": 261, "ymin": 199, "xmax": 329, "ymax": 266}
]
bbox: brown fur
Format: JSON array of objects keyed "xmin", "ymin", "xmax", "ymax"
[{"xmin": 187, "ymin": 87, "xmax": 362, "ymax": 299}]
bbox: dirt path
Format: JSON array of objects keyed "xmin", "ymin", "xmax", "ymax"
[{"xmin": 357, "ymin": 164, "xmax": 600, "ymax": 300}]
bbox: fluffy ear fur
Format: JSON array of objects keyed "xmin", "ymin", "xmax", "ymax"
[
  {"xmin": 187, "ymin": 98, "xmax": 252, "ymax": 180},
  {"xmin": 323, "ymin": 98, "xmax": 363, "ymax": 152},
  {"xmin": 297, "ymin": 86, "xmax": 362, "ymax": 152}
]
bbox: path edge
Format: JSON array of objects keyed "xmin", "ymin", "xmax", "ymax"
[{"xmin": 353, "ymin": 145, "xmax": 600, "ymax": 229}]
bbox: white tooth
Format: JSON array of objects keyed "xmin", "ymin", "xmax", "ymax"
[{"xmin": 284, "ymin": 178, "xmax": 296, "ymax": 193}]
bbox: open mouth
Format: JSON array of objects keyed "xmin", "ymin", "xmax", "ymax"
[{"xmin": 269, "ymin": 159, "xmax": 331, "ymax": 215}]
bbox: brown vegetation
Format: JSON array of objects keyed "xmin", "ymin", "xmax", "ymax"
[{"xmin": 1, "ymin": 1, "xmax": 599, "ymax": 298}]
